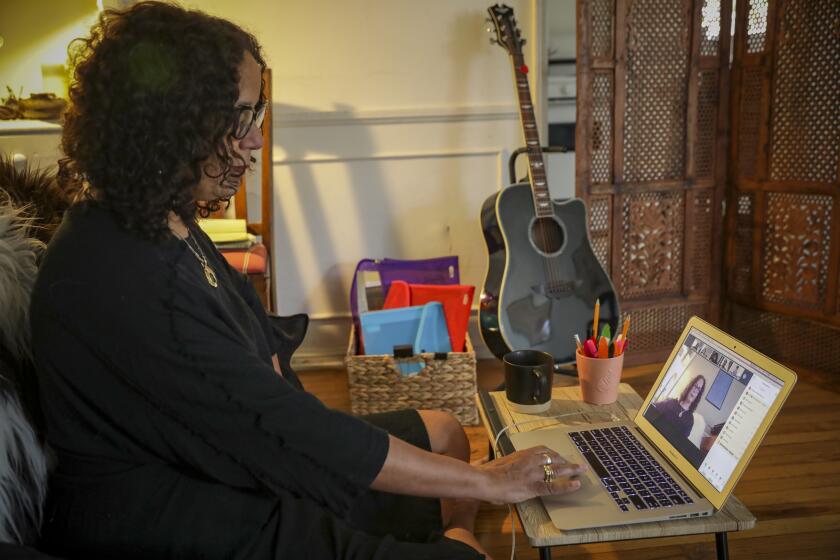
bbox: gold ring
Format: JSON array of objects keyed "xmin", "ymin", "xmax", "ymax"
[{"xmin": 543, "ymin": 464, "xmax": 554, "ymax": 484}]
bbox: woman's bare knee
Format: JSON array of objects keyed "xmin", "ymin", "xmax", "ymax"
[{"xmin": 417, "ymin": 409, "xmax": 470, "ymax": 461}]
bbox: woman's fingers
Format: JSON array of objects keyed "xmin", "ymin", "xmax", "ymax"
[
  {"xmin": 533, "ymin": 465, "xmax": 588, "ymax": 497},
  {"xmin": 550, "ymin": 462, "xmax": 587, "ymax": 477},
  {"xmin": 530, "ymin": 446, "xmax": 565, "ymax": 466},
  {"xmin": 546, "ymin": 477, "xmax": 584, "ymax": 495},
  {"xmin": 523, "ymin": 447, "xmax": 574, "ymax": 475},
  {"xmin": 478, "ymin": 446, "xmax": 590, "ymax": 503}
]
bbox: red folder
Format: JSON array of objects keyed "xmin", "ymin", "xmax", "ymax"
[
  {"xmin": 409, "ymin": 284, "xmax": 474, "ymax": 353},
  {"xmin": 382, "ymin": 280, "xmax": 410, "ymax": 309}
]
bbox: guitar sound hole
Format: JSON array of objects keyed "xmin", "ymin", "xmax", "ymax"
[{"xmin": 530, "ymin": 217, "xmax": 565, "ymax": 255}]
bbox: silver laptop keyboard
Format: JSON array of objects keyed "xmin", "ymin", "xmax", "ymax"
[{"xmin": 569, "ymin": 426, "xmax": 694, "ymax": 512}]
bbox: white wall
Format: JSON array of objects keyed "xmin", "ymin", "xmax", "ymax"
[
  {"xmin": 0, "ymin": 1, "xmax": 99, "ymax": 97},
  {"xmin": 2, "ymin": 0, "xmax": 549, "ymax": 365},
  {"xmin": 194, "ymin": 0, "xmax": 546, "ymax": 364}
]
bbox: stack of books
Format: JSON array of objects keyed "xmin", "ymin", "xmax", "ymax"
[
  {"xmin": 198, "ymin": 218, "xmax": 266, "ymax": 275},
  {"xmin": 198, "ymin": 218, "xmax": 256, "ymax": 249}
]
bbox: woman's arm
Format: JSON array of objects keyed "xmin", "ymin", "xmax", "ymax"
[{"xmin": 372, "ymin": 435, "xmax": 586, "ymax": 504}]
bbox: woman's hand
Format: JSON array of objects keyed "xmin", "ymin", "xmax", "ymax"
[
  {"xmin": 474, "ymin": 446, "xmax": 587, "ymax": 504},
  {"xmin": 371, "ymin": 436, "xmax": 586, "ymax": 506}
]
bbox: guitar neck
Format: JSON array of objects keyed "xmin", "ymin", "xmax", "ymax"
[{"xmin": 510, "ymin": 52, "xmax": 551, "ymax": 218}]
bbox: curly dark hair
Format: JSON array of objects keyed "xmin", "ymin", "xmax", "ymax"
[{"xmin": 59, "ymin": 1, "xmax": 265, "ymax": 241}]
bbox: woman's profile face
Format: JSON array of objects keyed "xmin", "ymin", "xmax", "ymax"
[
  {"xmin": 686, "ymin": 377, "xmax": 705, "ymax": 404},
  {"xmin": 193, "ymin": 51, "xmax": 263, "ymax": 202}
]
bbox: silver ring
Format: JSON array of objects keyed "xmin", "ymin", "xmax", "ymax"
[{"xmin": 543, "ymin": 453, "xmax": 553, "ymax": 466}]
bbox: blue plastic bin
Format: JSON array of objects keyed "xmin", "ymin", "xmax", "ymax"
[{"xmin": 360, "ymin": 302, "xmax": 451, "ymax": 375}]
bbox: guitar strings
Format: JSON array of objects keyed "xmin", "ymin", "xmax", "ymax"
[{"xmin": 513, "ymin": 50, "xmax": 563, "ymax": 296}]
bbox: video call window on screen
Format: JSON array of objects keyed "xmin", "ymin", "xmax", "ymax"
[{"xmin": 643, "ymin": 332, "xmax": 753, "ymax": 468}]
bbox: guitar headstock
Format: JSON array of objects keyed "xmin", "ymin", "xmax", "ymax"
[{"xmin": 486, "ymin": 4, "xmax": 525, "ymax": 55}]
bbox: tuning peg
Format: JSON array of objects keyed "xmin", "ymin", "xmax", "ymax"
[
  {"xmin": 485, "ymin": 17, "xmax": 493, "ymax": 24},
  {"xmin": 486, "ymin": 26, "xmax": 493, "ymax": 33},
  {"xmin": 521, "ymin": 38, "xmax": 527, "ymax": 46},
  {"xmin": 489, "ymin": 38, "xmax": 499, "ymax": 45}
]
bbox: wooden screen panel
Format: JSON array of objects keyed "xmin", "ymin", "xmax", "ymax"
[
  {"xmin": 728, "ymin": 304, "xmax": 840, "ymax": 375},
  {"xmin": 591, "ymin": 0, "xmax": 614, "ymax": 58},
  {"xmin": 694, "ymin": 71, "xmax": 719, "ymax": 179},
  {"xmin": 588, "ymin": 195, "xmax": 611, "ymax": 272},
  {"xmin": 699, "ymin": 0, "xmax": 721, "ymax": 56},
  {"xmin": 760, "ymin": 193, "xmax": 834, "ymax": 308},
  {"xmin": 768, "ymin": 0, "xmax": 840, "ymax": 184},
  {"xmin": 745, "ymin": 0, "xmax": 769, "ymax": 53},
  {"xmin": 621, "ymin": 0, "xmax": 690, "ymax": 184},
  {"xmin": 726, "ymin": 0, "xmax": 840, "ymax": 374},
  {"xmin": 736, "ymin": 67, "xmax": 762, "ymax": 180},
  {"xmin": 731, "ymin": 192, "xmax": 754, "ymax": 297},
  {"xmin": 687, "ymin": 188, "xmax": 714, "ymax": 293},
  {"xmin": 624, "ymin": 301, "xmax": 707, "ymax": 366},
  {"xmin": 591, "ymin": 72, "xmax": 613, "ymax": 184},
  {"xmin": 619, "ymin": 191, "xmax": 685, "ymax": 298},
  {"xmin": 577, "ymin": 0, "xmax": 732, "ymax": 366}
]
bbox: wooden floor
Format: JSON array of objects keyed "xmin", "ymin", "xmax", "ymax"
[{"xmin": 300, "ymin": 360, "xmax": 840, "ymax": 559}]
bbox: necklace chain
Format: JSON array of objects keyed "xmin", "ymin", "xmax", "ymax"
[{"xmin": 180, "ymin": 232, "xmax": 218, "ymax": 288}]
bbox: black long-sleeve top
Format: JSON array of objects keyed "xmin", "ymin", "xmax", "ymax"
[{"xmin": 29, "ymin": 201, "xmax": 400, "ymax": 557}]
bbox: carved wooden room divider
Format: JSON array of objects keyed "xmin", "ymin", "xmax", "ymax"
[
  {"xmin": 576, "ymin": 0, "xmax": 732, "ymax": 366},
  {"xmin": 724, "ymin": 0, "xmax": 840, "ymax": 374}
]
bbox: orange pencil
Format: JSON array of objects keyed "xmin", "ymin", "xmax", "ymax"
[
  {"xmin": 592, "ymin": 299, "xmax": 600, "ymax": 342},
  {"xmin": 598, "ymin": 336, "xmax": 609, "ymax": 358},
  {"xmin": 612, "ymin": 334, "xmax": 623, "ymax": 356},
  {"xmin": 619, "ymin": 340, "xmax": 630, "ymax": 356},
  {"xmin": 621, "ymin": 317, "xmax": 630, "ymax": 342}
]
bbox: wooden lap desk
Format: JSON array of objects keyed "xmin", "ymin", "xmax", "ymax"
[{"xmin": 476, "ymin": 383, "xmax": 756, "ymax": 560}]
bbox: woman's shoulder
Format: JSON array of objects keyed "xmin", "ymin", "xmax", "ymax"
[
  {"xmin": 34, "ymin": 201, "xmax": 183, "ymax": 311},
  {"xmin": 655, "ymin": 398, "xmax": 680, "ymax": 413}
]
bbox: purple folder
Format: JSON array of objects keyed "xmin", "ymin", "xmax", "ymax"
[{"xmin": 350, "ymin": 256, "xmax": 460, "ymax": 353}]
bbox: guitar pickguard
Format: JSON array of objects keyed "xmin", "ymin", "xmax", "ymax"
[{"xmin": 507, "ymin": 286, "xmax": 552, "ymax": 345}]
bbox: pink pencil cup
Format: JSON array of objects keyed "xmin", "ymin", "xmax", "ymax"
[{"xmin": 576, "ymin": 350, "xmax": 624, "ymax": 405}]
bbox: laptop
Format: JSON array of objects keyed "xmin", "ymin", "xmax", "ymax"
[{"xmin": 508, "ymin": 316, "xmax": 796, "ymax": 530}]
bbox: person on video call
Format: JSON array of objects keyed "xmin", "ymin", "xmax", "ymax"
[
  {"xmin": 652, "ymin": 375, "xmax": 707, "ymax": 439},
  {"xmin": 28, "ymin": 2, "xmax": 588, "ymax": 559}
]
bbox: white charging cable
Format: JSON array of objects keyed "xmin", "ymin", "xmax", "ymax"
[{"xmin": 491, "ymin": 411, "xmax": 622, "ymax": 560}]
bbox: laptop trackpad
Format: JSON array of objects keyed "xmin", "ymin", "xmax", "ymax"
[
  {"xmin": 508, "ymin": 429, "xmax": 603, "ymax": 506},
  {"xmin": 567, "ymin": 472, "xmax": 600, "ymax": 501}
]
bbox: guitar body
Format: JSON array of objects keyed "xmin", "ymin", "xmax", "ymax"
[
  {"xmin": 480, "ymin": 183, "xmax": 620, "ymax": 365},
  {"xmin": 481, "ymin": 4, "xmax": 620, "ymax": 365}
]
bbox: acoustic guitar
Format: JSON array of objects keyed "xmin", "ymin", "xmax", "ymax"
[{"xmin": 479, "ymin": 4, "xmax": 619, "ymax": 366}]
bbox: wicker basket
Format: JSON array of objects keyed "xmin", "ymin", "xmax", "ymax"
[{"xmin": 345, "ymin": 326, "xmax": 478, "ymax": 425}]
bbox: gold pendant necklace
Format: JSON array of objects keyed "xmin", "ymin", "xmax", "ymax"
[
  {"xmin": 180, "ymin": 232, "xmax": 218, "ymax": 288},
  {"xmin": 203, "ymin": 262, "xmax": 219, "ymax": 288}
]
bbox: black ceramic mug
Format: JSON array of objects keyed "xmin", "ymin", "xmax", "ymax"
[{"xmin": 504, "ymin": 350, "xmax": 554, "ymax": 413}]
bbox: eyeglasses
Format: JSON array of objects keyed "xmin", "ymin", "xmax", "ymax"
[{"xmin": 233, "ymin": 102, "xmax": 266, "ymax": 140}]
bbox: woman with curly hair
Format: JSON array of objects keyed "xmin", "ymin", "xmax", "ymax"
[{"xmin": 29, "ymin": 3, "xmax": 585, "ymax": 558}]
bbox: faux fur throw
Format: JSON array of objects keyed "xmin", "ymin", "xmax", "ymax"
[
  {"xmin": 0, "ymin": 373, "xmax": 47, "ymax": 545},
  {"xmin": 0, "ymin": 154, "xmax": 74, "ymax": 245},
  {"xmin": 0, "ymin": 196, "xmax": 43, "ymax": 360},
  {"xmin": 0, "ymin": 198, "xmax": 48, "ymax": 545}
]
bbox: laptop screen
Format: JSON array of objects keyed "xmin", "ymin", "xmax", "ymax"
[{"xmin": 641, "ymin": 327, "xmax": 785, "ymax": 491}]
